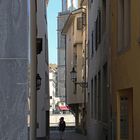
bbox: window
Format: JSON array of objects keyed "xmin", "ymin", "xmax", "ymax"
[
  {"xmin": 91, "ymin": 79, "xmax": 94, "ymax": 118},
  {"xmin": 118, "ymin": 0, "xmax": 130, "ymax": 52},
  {"xmin": 95, "ymin": 10, "xmax": 101, "ymax": 51},
  {"xmin": 102, "ymin": 0, "xmax": 106, "ymax": 34},
  {"xmin": 97, "ymin": 10, "xmax": 101, "ymax": 44},
  {"xmin": 95, "ymin": 19, "xmax": 98, "ymax": 51},
  {"xmin": 36, "ymin": 38, "xmax": 42, "ymax": 54},
  {"xmin": 89, "ymin": 0, "xmax": 93, "ymax": 8},
  {"xmin": 35, "ymin": 0, "xmax": 37, "ymax": 12},
  {"xmin": 77, "ymin": 17, "xmax": 82, "ymax": 30},
  {"xmin": 45, "ymin": 72, "xmax": 49, "ymax": 99},
  {"xmin": 102, "ymin": 63, "xmax": 108, "ymax": 123},
  {"xmin": 73, "ymin": 45, "xmax": 77, "ymax": 67},
  {"xmin": 94, "ymin": 75, "xmax": 97, "ymax": 119},
  {"xmin": 44, "ymin": 0, "xmax": 46, "ymax": 19},
  {"xmin": 72, "ymin": 21, "xmax": 74, "ymax": 35},
  {"xmin": 98, "ymin": 71, "xmax": 101, "ymax": 121},
  {"xmin": 91, "ymin": 31, "xmax": 94, "ymax": 56},
  {"xmin": 45, "ymin": 35, "xmax": 48, "ymax": 64}
]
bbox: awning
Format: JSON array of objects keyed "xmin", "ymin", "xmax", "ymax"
[{"xmin": 58, "ymin": 106, "xmax": 70, "ymax": 111}]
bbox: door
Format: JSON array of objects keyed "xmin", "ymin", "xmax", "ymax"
[{"xmin": 117, "ymin": 88, "xmax": 133, "ymax": 140}]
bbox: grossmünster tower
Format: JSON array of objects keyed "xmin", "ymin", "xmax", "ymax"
[{"xmin": 62, "ymin": 0, "xmax": 78, "ymax": 12}]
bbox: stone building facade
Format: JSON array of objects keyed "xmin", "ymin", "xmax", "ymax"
[{"xmin": 0, "ymin": 1, "xmax": 29, "ymax": 139}]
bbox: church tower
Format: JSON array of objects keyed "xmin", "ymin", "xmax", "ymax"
[
  {"xmin": 62, "ymin": 0, "xmax": 78, "ymax": 12},
  {"xmin": 62, "ymin": 0, "xmax": 68, "ymax": 12}
]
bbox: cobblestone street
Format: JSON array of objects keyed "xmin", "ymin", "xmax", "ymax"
[{"xmin": 50, "ymin": 130, "xmax": 87, "ymax": 140}]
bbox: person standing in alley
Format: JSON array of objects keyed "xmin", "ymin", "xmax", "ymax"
[{"xmin": 58, "ymin": 117, "xmax": 66, "ymax": 140}]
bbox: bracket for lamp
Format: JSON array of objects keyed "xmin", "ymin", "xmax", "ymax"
[
  {"xmin": 75, "ymin": 81, "xmax": 88, "ymax": 88},
  {"xmin": 70, "ymin": 67, "xmax": 88, "ymax": 88}
]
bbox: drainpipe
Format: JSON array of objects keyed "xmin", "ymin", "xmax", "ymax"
[
  {"xmin": 64, "ymin": 34, "xmax": 67, "ymax": 104},
  {"xmin": 83, "ymin": 38, "xmax": 87, "ymax": 135},
  {"xmin": 29, "ymin": 0, "xmax": 37, "ymax": 139},
  {"xmin": 83, "ymin": 5, "xmax": 87, "ymax": 135}
]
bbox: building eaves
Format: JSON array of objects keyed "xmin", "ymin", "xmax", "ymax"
[
  {"xmin": 61, "ymin": 8, "xmax": 83, "ymax": 35},
  {"xmin": 58, "ymin": 11, "xmax": 70, "ymax": 17}
]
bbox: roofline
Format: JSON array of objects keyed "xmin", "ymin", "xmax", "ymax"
[{"xmin": 61, "ymin": 8, "xmax": 84, "ymax": 35}]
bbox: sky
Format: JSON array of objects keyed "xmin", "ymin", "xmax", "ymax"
[{"xmin": 47, "ymin": 0, "xmax": 61, "ymax": 64}]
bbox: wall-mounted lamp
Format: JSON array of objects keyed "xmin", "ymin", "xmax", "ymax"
[
  {"xmin": 70, "ymin": 67, "xmax": 88, "ymax": 88},
  {"xmin": 36, "ymin": 74, "xmax": 41, "ymax": 90}
]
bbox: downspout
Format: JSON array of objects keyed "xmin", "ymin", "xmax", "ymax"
[
  {"xmin": 83, "ymin": 6, "xmax": 87, "ymax": 135},
  {"xmin": 64, "ymin": 35, "xmax": 67, "ymax": 104}
]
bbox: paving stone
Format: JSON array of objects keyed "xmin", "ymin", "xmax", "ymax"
[{"xmin": 50, "ymin": 130, "xmax": 87, "ymax": 140}]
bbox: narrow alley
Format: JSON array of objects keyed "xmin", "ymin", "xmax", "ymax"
[
  {"xmin": 49, "ymin": 130, "xmax": 87, "ymax": 140},
  {"xmin": 0, "ymin": 0, "xmax": 140, "ymax": 140}
]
